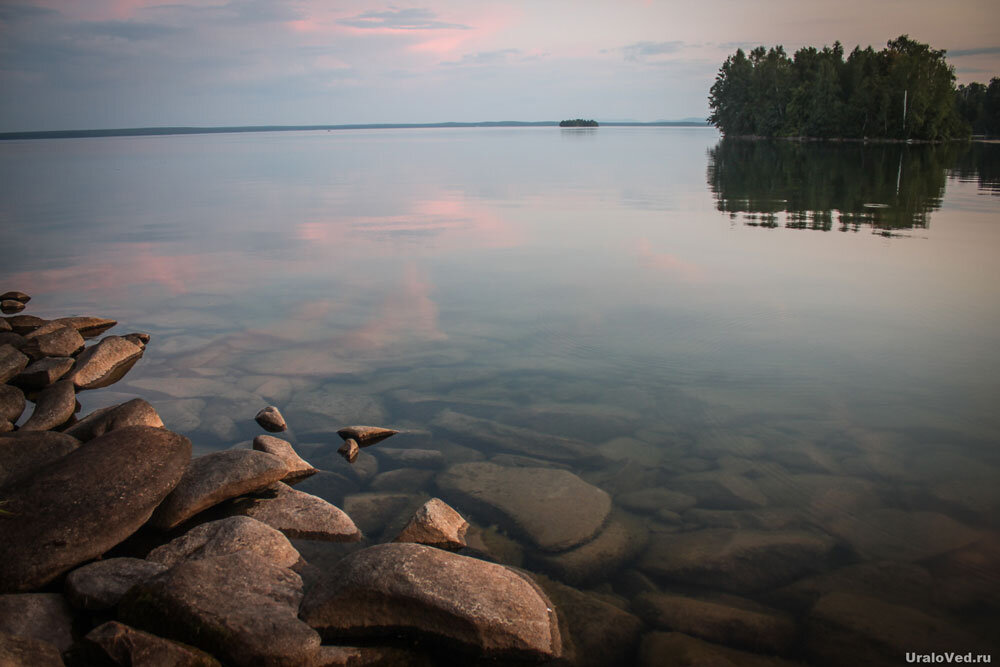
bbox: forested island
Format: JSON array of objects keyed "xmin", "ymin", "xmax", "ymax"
[
  {"xmin": 559, "ymin": 119, "xmax": 599, "ymax": 127},
  {"xmin": 708, "ymin": 35, "xmax": 1000, "ymax": 141}
]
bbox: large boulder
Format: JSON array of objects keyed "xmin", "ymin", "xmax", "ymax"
[
  {"xmin": 0, "ymin": 426, "xmax": 191, "ymax": 592},
  {"xmin": 0, "ymin": 593, "xmax": 75, "ymax": 653},
  {"xmin": 19, "ymin": 380, "xmax": 76, "ymax": 432},
  {"xmin": 0, "ymin": 431, "xmax": 80, "ymax": 489},
  {"xmin": 62, "ymin": 398, "xmax": 163, "ymax": 442},
  {"xmin": 65, "ymin": 558, "xmax": 168, "ymax": 611},
  {"xmin": 223, "ymin": 483, "xmax": 360, "ymax": 542},
  {"xmin": 84, "ymin": 621, "xmax": 220, "ymax": 667},
  {"xmin": 147, "ymin": 516, "xmax": 300, "ymax": 569},
  {"xmin": 300, "ymin": 542, "xmax": 562, "ymax": 661},
  {"xmin": 65, "ymin": 336, "xmax": 144, "ymax": 390},
  {"xmin": 436, "ymin": 462, "xmax": 612, "ymax": 552}
]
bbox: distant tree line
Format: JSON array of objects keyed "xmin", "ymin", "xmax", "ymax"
[
  {"xmin": 559, "ymin": 119, "xmax": 599, "ymax": 127},
  {"xmin": 708, "ymin": 35, "xmax": 997, "ymax": 141}
]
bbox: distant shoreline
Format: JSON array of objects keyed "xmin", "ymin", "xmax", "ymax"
[{"xmin": 0, "ymin": 121, "xmax": 711, "ymax": 141}]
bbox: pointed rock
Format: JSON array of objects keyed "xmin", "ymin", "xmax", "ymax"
[
  {"xmin": 20, "ymin": 326, "xmax": 84, "ymax": 361},
  {"xmin": 0, "ymin": 301, "xmax": 24, "ymax": 314},
  {"xmin": 62, "ymin": 398, "xmax": 163, "ymax": 442},
  {"xmin": 84, "ymin": 621, "xmax": 221, "ymax": 667},
  {"xmin": 0, "ymin": 431, "xmax": 80, "ymax": 489},
  {"xmin": 65, "ymin": 336, "xmax": 143, "ymax": 390},
  {"xmin": 253, "ymin": 434, "xmax": 316, "ymax": 482},
  {"xmin": 338, "ymin": 437, "xmax": 360, "ymax": 462},
  {"xmin": 11, "ymin": 356, "xmax": 74, "ymax": 390},
  {"xmin": 336, "ymin": 425, "xmax": 398, "ymax": 446},
  {"xmin": 255, "ymin": 405, "xmax": 287, "ymax": 432},
  {"xmin": 224, "ymin": 483, "xmax": 360, "ymax": 542},
  {"xmin": 20, "ymin": 380, "xmax": 76, "ymax": 432},
  {"xmin": 0, "ymin": 344, "xmax": 29, "ymax": 384},
  {"xmin": 0, "ymin": 384, "xmax": 25, "ymax": 424},
  {"xmin": 0, "ymin": 292, "xmax": 29, "ymax": 304},
  {"xmin": 50, "ymin": 316, "xmax": 117, "ymax": 339},
  {"xmin": 394, "ymin": 498, "xmax": 469, "ymax": 549},
  {"xmin": 148, "ymin": 516, "xmax": 300, "ymax": 569},
  {"xmin": 65, "ymin": 558, "xmax": 168, "ymax": 611}
]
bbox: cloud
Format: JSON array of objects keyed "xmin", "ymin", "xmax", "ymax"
[
  {"xmin": 0, "ymin": 4, "xmax": 58, "ymax": 22},
  {"xmin": 623, "ymin": 40, "xmax": 685, "ymax": 61},
  {"xmin": 337, "ymin": 8, "xmax": 470, "ymax": 31},
  {"xmin": 443, "ymin": 49, "xmax": 521, "ymax": 66},
  {"xmin": 81, "ymin": 20, "xmax": 184, "ymax": 41},
  {"xmin": 948, "ymin": 46, "xmax": 1000, "ymax": 57}
]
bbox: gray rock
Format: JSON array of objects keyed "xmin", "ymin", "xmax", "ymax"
[
  {"xmin": 20, "ymin": 326, "xmax": 85, "ymax": 361},
  {"xmin": 0, "ymin": 384, "xmax": 25, "ymax": 424},
  {"xmin": 224, "ymin": 483, "xmax": 360, "ymax": 542},
  {"xmin": 11, "ymin": 356, "xmax": 74, "ymax": 390},
  {"xmin": 0, "ymin": 593, "xmax": 75, "ymax": 653},
  {"xmin": 84, "ymin": 621, "xmax": 220, "ymax": 667},
  {"xmin": 50, "ymin": 316, "xmax": 117, "ymax": 339},
  {"xmin": 370, "ymin": 468, "xmax": 435, "ymax": 493},
  {"xmin": 62, "ymin": 398, "xmax": 164, "ymax": 442},
  {"xmin": 0, "ymin": 292, "xmax": 29, "ymax": 303},
  {"xmin": 337, "ymin": 425, "xmax": 398, "ymax": 445},
  {"xmin": 394, "ymin": 498, "xmax": 469, "ymax": 550},
  {"xmin": 150, "ymin": 449, "xmax": 289, "ymax": 531},
  {"xmin": 0, "ymin": 632, "xmax": 64, "ymax": 666},
  {"xmin": 65, "ymin": 336, "xmax": 144, "ymax": 390},
  {"xmin": 300, "ymin": 543, "xmax": 562, "ymax": 660},
  {"xmin": 638, "ymin": 529, "xmax": 836, "ymax": 593},
  {"xmin": 0, "ymin": 426, "xmax": 191, "ymax": 592},
  {"xmin": 4, "ymin": 315, "xmax": 45, "ymax": 335},
  {"xmin": 148, "ymin": 516, "xmax": 300, "ymax": 569},
  {"xmin": 255, "ymin": 405, "xmax": 287, "ymax": 432},
  {"xmin": 0, "ymin": 344, "xmax": 29, "ymax": 384},
  {"xmin": 616, "ymin": 487, "xmax": 697, "ymax": 514},
  {"xmin": 120, "ymin": 551, "xmax": 320, "ymax": 667},
  {"xmin": 436, "ymin": 462, "xmax": 612, "ymax": 552},
  {"xmin": 20, "ymin": 380, "xmax": 76, "ymax": 432},
  {"xmin": 338, "ymin": 437, "xmax": 360, "ymax": 462},
  {"xmin": 252, "ymin": 435, "xmax": 316, "ymax": 483},
  {"xmin": 0, "ymin": 431, "xmax": 80, "ymax": 489},
  {"xmin": 531, "ymin": 512, "xmax": 648, "ymax": 586},
  {"xmin": 65, "ymin": 558, "xmax": 168, "ymax": 611},
  {"xmin": 639, "ymin": 632, "xmax": 802, "ymax": 667},
  {"xmin": 377, "ymin": 447, "xmax": 445, "ymax": 469},
  {"xmin": 823, "ymin": 509, "xmax": 983, "ymax": 562},
  {"xmin": 0, "ymin": 300, "xmax": 24, "ymax": 314}
]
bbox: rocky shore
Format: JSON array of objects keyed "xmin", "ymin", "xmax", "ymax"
[{"xmin": 1, "ymin": 291, "xmax": 998, "ymax": 666}]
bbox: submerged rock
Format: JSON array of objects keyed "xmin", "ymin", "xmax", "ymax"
[
  {"xmin": 19, "ymin": 380, "xmax": 76, "ymax": 432},
  {"xmin": 65, "ymin": 558, "xmax": 168, "ymax": 611},
  {"xmin": 62, "ymin": 398, "xmax": 163, "ymax": 442},
  {"xmin": 0, "ymin": 430, "xmax": 80, "ymax": 489},
  {"xmin": 823, "ymin": 509, "xmax": 982, "ymax": 562},
  {"xmin": 531, "ymin": 512, "xmax": 648, "ymax": 586},
  {"xmin": 616, "ymin": 487, "xmax": 697, "ymax": 515},
  {"xmin": 336, "ymin": 425, "xmax": 398, "ymax": 446},
  {"xmin": 224, "ymin": 483, "xmax": 360, "ymax": 542},
  {"xmin": 342, "ymin": 492, "xmax": 424, "ymax": 539},
  {"xmin": 0, "ymin": 593, "xmax": 75, "ymax": 653},
  {"xmin": 377, "ymin": 447, "xmax": 445, "ymax": 470},
  {"xmin": 370, "ymin": 468, "xmax": 435, "ymax": 493},
  {"xmin": 65, "ymin": 335, "xmax": 144, "ymax": 390},
  {"xmin": 639, "ymin": 631, "xmax": 802, "ymax": 667},
  {"xmin": 0, "ymin": 344, "xmax": 29, "ymax": 384},
  {"xmin": 252, "ymin": 435, "xmax": 316, "ymax": 483},
  {"xmin": 394, "ymin": 498, "xmax": 469, "ymax": 550},
  {"xmin": 84, "ymin": 621, "xmax": 221, "ymax": 667},
  {"xmin": 255, "ymin": 405, "xmax": 287, "ymax": 432},
  {"xmin": 147, "ymin": 516, "xmax": 300, "ymax": 569}
]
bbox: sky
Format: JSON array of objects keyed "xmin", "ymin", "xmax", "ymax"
[{"xmin": 0, "ymin": 0, "xmax": 998, "ymax": 131}]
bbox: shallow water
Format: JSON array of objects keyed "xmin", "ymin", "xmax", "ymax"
[{"xmin": 2, "ymin": 128, "xmax": 999, "ymax": 662}]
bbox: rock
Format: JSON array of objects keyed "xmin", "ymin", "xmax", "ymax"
[
  {"xmin": 338, "ymin": 437, "xmax": 359, "ymax": 462},
  {"xmin": 255, "ymin": 405, "xmax": 287, "ymax": 432},
  {"xmin": 682, "ymin": 508, "xmax": 805, "ymax": 531},
  {"xmin": 436, "ymin": 462, "xmax": 612, "ymax": 552},
  {"xmin": 531, "ymin": 513, "xmax": 648, "ymax": 586},
  {"xmin": 370, "ymin": 468, "xmax": 435, "ymax": 493},
  {"xmin": 121, "ymin": 332, "xmax": 150, "ymax": 349},
  {"xmin": 84, "ymin": 621, "xmax": 220, "ymax": 667},
  {"xmin": 377, "ymin": 447, "xmax": 445, "ymax": 469},
  {"xmin": 394, "ymin": 498, "xmax": 469, "ymax": 549},
  {"xmin": 0, "ymin": 292, "xmax": 29, "ymax": 303},
  {"xmin": 224, "ymin": 483, "xmax": 360, "ymax": 542},
  {"xmin": 0, "ymin": 431, "xmax": 80, "ymax": 489},
  {"xmin": 154, "ymin": 398, "xmax": 204, "ymax": 433},
  {"xmin": 805, "ymin": 592, "xmax": 989, "ymax": 667},
  {"xmin": 150, "ymin": 449, "xmax": 289, "ymax": 530},
  {"xmin": 0, "ymin": 426, "xmax": 191, "ymax": 592},
  {"xmin": 634, "ymin": 591, "xmax": 797, "ymax": 655},
  {"xmin": 823, "ymin": 509, "xmax": 982, "ymax": 562},
  {"xmin": 120, "ymin": 551, "xmax": 320, "ymax": 666},
  {"xmin": 0, "ymin": 344, "xmax": 29, "ymax": 384},
  {"xmin": 22, "ymin": 321, "xmax": 72, "ymax": 340},
  {"xmin": 670, "ymin": 471, "xmax": 768, "ymax": 510},
  {"xmin": 922, "ymin": 535, "xmax": 1000, "ymax": 610},
  {"xmin": 0, "ymin": 385, "xmax": 25, "ymax": 424},
  {"xmin": 252, "ymin": 434, "xmax": 316, "ymax": 482},
  {"xmin": 638, "ymin": 529, "xmax": 837, "ymax": 593},
  {"xmin": 757, "ymin": 474, "xmax": 881, "ymax": 518},
  {"xmin": 301, "ymin": 543, "xmax": 562, "ymax": 660},
  {"xmin": 342, "ymin": 493, "xmax": 424, "ymax": 538},
  {"xmin": 489, "ymin": 453, "xmax": 572, "ymax": 469},
  {"xmin": 0, "ymin": 632, "xmax": 64, "ymax": 666},
  {"xmin": 0, "ymin": 318, "xmax": 8, "ymax": 332},
  {"xmin": 199, "ymin": 412, "xmax": 239, "ymax": 441},
  {"xmin": 20, "ymin": 326, "xmax": 85, "ymax": 361},
  {"xmin": 0, "ymin": 332, "xmax": 26, "ymax": 349},
  {"xmin": 50, "ymin": 316, "xmax": 117, "ymax": 338},
  {"xmin": 768, "ymin": 561, "xmax": 936, "ymax": 613},
  {"xmin": 11, "ymin": 356, "xmax": 74, "ymax": 390},
  {"xmin": 616, "ymin": 487, "xmax": 696, "ymax": 514},
  {"xmin": 64, "ymin": 558, "xmax": 168, "ymax": 611},
  {"xmin": 148, "ymin": 516, "xmax": 300, "ymax": 568},
  {"xmin": 4, "ymin": 315, "xmax": 45, "ymax": 335},
  {"xmin": 0, "ymin": 300, "xmax": 24, "ymax": 314},
  {"xmin": 0, "ymin": 420, "xmax": 11, "ymax": 433},
  {"xmin": 639, "ymin": 631, "xmax": 802, "ymax": 667},
  {"xmin": 65, "ymin": 336, "xmax": 144, "ymax": 390},
  {"xmin": 336, "ymin": 425, "xmax": 398, "ymax": 445},
  {"xmin": 62, "ymin": 398, "xmax": 164, "ymax": 442},
  {"xmin": 0, "ymin": 593, "xmax": 75, "ymax": 653},
  {"xmin": 311, "ymin": 645, "xmax": 431, "ymax": 666},
  {"xmin": 291, "ymin": 471, "xmax": 360, "ymax": 506},
  {"xmin": 19, "ymin": 380, "xmax": 76, "ymax": 432}
]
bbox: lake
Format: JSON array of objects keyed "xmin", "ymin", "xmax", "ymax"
[{"xmin": 2, "ymin": 127, "xmax": 998, "ymax": 663}]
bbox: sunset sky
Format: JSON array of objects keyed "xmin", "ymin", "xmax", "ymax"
[{"xmin": 0, "ymin": 0, "xmax": 997, "ymax": 131}]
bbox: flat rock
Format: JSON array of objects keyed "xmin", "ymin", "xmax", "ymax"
[
  {"xmin": 337, "ymin": 425, "xmax": 398, "ymax": 445},
  {"xmin": 21, "ymin": 326, "xmax": 85, "ymax": 361},
  {"xmin": 11, "ymin": 356, "xmax": 74, "ymax": 390},
  {"xmin": 148, "ymin": 516, "xmax": 300, "ymax": 568},
  {"xmin": 253, "ymin": 434, "xmax": 316, "ymax": 482},
  {"xmin": 370, "ymin": 468, "xmax": 435, "ymax": 493},
  {"xmin": 224, "ymin": 483, "xmax": 360, "ymax": 542},
  {"xmin": 0, "ymin": 292, "xmax": 29, "ymax": 303},
  {"xmin": 301, "ymin": 542, "xmax": 562, "ymax": 660},
  {"xmin": 150, "ymin": 449, "xmax": 289, "ymax": 530},
  {"xmin": 0, "ymin": 593, "xmax": 75, "ymax": 653},
  {"xmin": 120, "ymin": 551, "xmax": 320, "ymax": 667},
  {"xmin": 436, "ymin": 462, "xmax": 612, "ymax": 552},
  {"xmin": 50, "ymin": 316, "xmax": 117, "ymax": 338},
  {"xmin": 0, "ymin": 426, "xmax": 191, "ymax": 592},
  {"xmin": 0, "ymin": 430, "xmax": 80, "ymax": 489},
  {"xmin": 377, "ymin": 447, "xmax": 445, "ymax": 469},
  {"xmin": 0, "ymin": 384, "xmax": 25, "ymax": 424},
  {"xmin": 0, "ymin": 631, "xmax": 64, "ymax": 666},
  {"xmin": 62, "ymin": 398, "xmax": 164, "ymax": 442},
  {"xmin": 532, "ymin": 513, "xmax": 648, "ymax": 585},
  {"xmin": 0, "ymin": 300, "xmax": 25, "ymax": 314},
  {"xmin": 0, "ymin": 344, "xmax": 29, "ymax": 384},
  {"xmin": 20, "ymin": 380, "xmax": 77, "ymax": 432},
  {"xmin": 823, "ymin": 509, "xmax": 983, "ymax": 562},
  {"xmin": 65, "ymin": 558, "xmax": 168, "ymax": 611},
  {"xmin": 4, "ymin": 315, "xmax": 45, "ymax": 335},
  {"xmin": 638, "ymin": 529, "xmax": 836, "ymax": 593},
  {"xmin": 616, "ymin": 487, "xmax": 697, "ymax": 514},
  {"xmin": 65, "ymin": 336, "xmax": 144, "ymax": 390},
  {"xmin": 84, "ymin": 621, "xmax": 220, "ymax": 667},
  {"xmin": 255, "ymin": 405, "xmax": 287, "ymax": 432},
  {"xmin": 639, "ymin": 631, "xmax": 803, "ymax": 667},
  {"xmin": 394, "ymin": 498, "xmax": 468, "ymax": 549}
]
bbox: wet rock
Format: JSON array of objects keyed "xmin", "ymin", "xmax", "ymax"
[
  {"xmin": 65, "ymin": 336, "xmax": 144, "ymax": 390},
  {"xmin": 531, "ymin": 513, "xmax": 648, "ymax": 586},
  {"xmin": 823, "ymin": 509, "xmax": 982, "ymax": 562},
  {"xmin": 0, "ymin": 292, "xmax": 29, "ymax": 303},
  {"xmin": 50, "ymin": 316, "xmax": 117, "ymax": 339},
  {"xmin": 64, "ymin": 558, "xmax": 168, "ymax": 611},
  {"xmin": 638, "ymin": 529, "xmax": 836, "ymax": 594},
  {"xmin": 670, "ymin": 471, "xmax": 768, "ymax": 510},
  {"xmin": 436, "ymin": 462, "xmax": 612, "ymax": 552},
  {"xmin": 338, "ymin": 437, "xmax": 360, "ymax": 462},
  {"xmin": 255, "ymin": 405, "xmax": 287, "ymax": 432},
  {"xmin": 291, "ymin": 471, "xmax": 360, "ymax": 506},
  {"xmin": 0, "ymin": 300, "xmax": 25, "ymax": 314},
  {"xmin": 21, "ymin": 326, "xmax": 85, "ymax": 361},
  {"xmin": 0, "ymin": 431, "xmax": 80, "ymax": 488},
  {"xmin": 377, "ymin": 447, "xmax": 445, "ymax": 470},
  {"xmin": 639, "ymin": 631, "xmax": 802, "ymax": 667},
  {"xmin": 0, "ymin": 593, "xmax": 75, "ymax": 654},
  {"xmin": 0, "ymin": 385, "xmax": 25, "ymax": 429},
  {"xmin": 20, "ymin": 380, "xmax": 76, "ymax": 432},
  {"xmin": 120, "ymin": 551, "xmax": 320, "ymax": 666},
  {"xmin": 224, "ymin": 482, "xmax": 360, "ymax": 542},
  {"xmin": 148, "ymin": 516, "xmax": 300, "ymax": 569},
  {"xmin": 634, "ymin": 591, "xmax": 796, "ymax": 655},
  {"xmin": 0, "ymin": 344, "xmax": 29, "ymax": 384},
  {"xmin": 370, "ymin": 468, "xmax": 435, "ymax": 493},
  {"xmin": 337, "ymin": 425, "xmax": 398, "ymax": 446},
  {"xmin": 253, "ymin": 434, "xmax": 316, "ymax": 483},
  {"xmin": 616, "ymin": 487, "xmax": 696, "ymax": 514},
  {"xmin": 11, "ymin": 356, "xmax": 74, "ymax": 390},
  {"xmin": 394, "ymin": 498, "xmax": 469, "ymax": 550},
  {"xmin": 0, "ymin": 631, "xmax": 64, "ymax": 666},
  {"xmin": 342, "ymin": 493, "xmax": 424, "ymax": 538},
  {"xmin": 62, "ymin": 398, "xmax": 163, "ymax": 442},
  {"xmin": 84, "ymin": 621, "xmax": 221, "ymax": 667},
  {"xmin": 0, "ymin": 426, "xmax": 191, "ymax": 592},
  {"xmin": 4, "ymin": 315, "xmax": 45, "ymax": 335},
  {"xmin": 150, "ymin": 449, "xmax": 289, "ymax": 530},
  {"xmin": 768, "ymin": 561, "xmax": 935, "ymax": 613},
  {"xmin": 301, "ymin": 542, "xmax": 561, "ymax": 660}
]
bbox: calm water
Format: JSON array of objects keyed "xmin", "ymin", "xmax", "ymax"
[{"xmin": 2, "ymin": 128, "xmax": 999, "ymax": 661}]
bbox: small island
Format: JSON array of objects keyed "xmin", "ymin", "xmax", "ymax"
[{"xmin": 559, "ymin": 119, "xmax": 599, "ymax": 127}]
